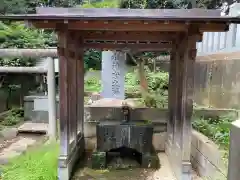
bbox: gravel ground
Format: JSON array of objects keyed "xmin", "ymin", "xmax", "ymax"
[
  {"xmin": 0, "ymin": 137, "xmax": 19, "ymax": 150},
  {"xmin": 72, "ymin": 153, "xmax": 203, "ymax": 180}
]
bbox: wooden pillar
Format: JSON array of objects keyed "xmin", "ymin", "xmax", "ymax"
[
  {"xmin": 58, "ymin": 30, "xmax": 85, "ymax": 180},
  {"xmin": 76, "ymin": 37, "xmax": 84, "ymax": 137},
  {"xmin": 167, "ymin": 41, "xmax": 178, "ymax": 148},
  {"xmin": 58, "ymin": 30, "xmax": 70, "ymax": 157},
  {"xmin": 167, "ymin": 32, "xmax": 197, "ymax": 180}
]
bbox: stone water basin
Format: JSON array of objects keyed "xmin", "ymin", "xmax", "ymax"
[{"xmin": 95, "ymin": 119, "xmax": 157, "ymax": 169}]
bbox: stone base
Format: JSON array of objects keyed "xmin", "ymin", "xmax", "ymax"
[
  {"xmin": 91, "ymin": 151, "xmax": 159, "ymax": 170},
  {"xmin": 97, "ymin": 123, "xmax": 153, "ymax": 154},
  {"xmin": 58, "ymin": 135, "xmax": 85, "ymax": 180},
  {"xmin": 91, "ymin": 151, "xmax": 106, "ymax": 169},
  {"xmin": 152, "ymin": 132, "xmax": 166, "ymax": 152},
  {"xmin": 141, "ymin": 153, "xmax": 159, "ymax": 169}
]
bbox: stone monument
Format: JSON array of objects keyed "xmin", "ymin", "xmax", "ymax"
[{"xmin": 101, "ymin": 50, "xmax": 126, "ymax": 100}]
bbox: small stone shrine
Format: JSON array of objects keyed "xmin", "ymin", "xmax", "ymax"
[
  {"xmin": 91, "ymin": 102, "xmax": 158, "ymax": 169},
  {"xmin": 4, "ymin": 7, "xmax": 240, "ymax": 180}
]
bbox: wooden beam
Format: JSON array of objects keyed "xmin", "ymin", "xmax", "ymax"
[
  {"xmin": 83, "ymin": 31, "xmax": 202, "ymax": 42},
  {"xmin": 82, "ymin": 42, "xmax": 172, "ymax": 51},
  {"xmin": 82, "ymin": 31, "xmax": 176, "ymax": 42},
  {"xmin": 32, "ymin": 20, "xmax": 189, "ymax": 31},
  {"xmin": 199, "ymin": 23, "xmax": 229, "ymax": 32}
]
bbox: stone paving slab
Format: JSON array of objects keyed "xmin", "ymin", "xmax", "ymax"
[
  {"xmin": 0, "ymin": 137, "xmax": 37, "ymax": 165},
  {"xmin": 18, "ymin": 122, "xmax": 48, "ymax": 134},
  {"xmin": 147, "ymin": 153, "xmax": 176, "ymax": 180},
  {"xmin": 0, "ymin": 128, "xmax": 18, "ymax": 140}
]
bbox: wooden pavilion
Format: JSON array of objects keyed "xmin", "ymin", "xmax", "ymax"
[{"xmin": 1, "ymin": 7, "xmax": 240, "ymax": 180}]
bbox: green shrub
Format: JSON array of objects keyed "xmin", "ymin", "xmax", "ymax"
[
  {"xmin": 144, "ymin": 68, "xmax": 169, "ymax": 108},
  {"xmin": 1, "ymin": 108, "xmax": 24, "ymax": 126},
  {"xmin": 192, "ymin": 113, "xmax": 235, "ymax": 149},
  {"xmin": 84, "ymin": 68, "xmax": 169, "ymax": 108},
  {"xmin": 85, "ymin": 76, "xmax": 102, "ymax": 92}
]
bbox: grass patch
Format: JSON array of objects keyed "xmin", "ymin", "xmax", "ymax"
[{"xmin": 1, "ymin": 142, "xmax": 59, "ymax": 180}]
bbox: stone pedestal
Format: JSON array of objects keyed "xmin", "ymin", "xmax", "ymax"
[
  {"xmin": 96, "ymin": 122, "xmax": 153, "ymax": 153},
  {"xmin": 101, "ymin": 51, "xmax": 126, "ymax": 100},
  {"xmin": 91, "ymin": 121, "xmax": 159, "ymax": 169}
]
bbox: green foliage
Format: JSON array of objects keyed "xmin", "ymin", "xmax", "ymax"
[
  {"xmin": 84, "ymin": 49, "xmax": 101, "ymax": 70},
  {"xmin": 0, "ymin": 22, "xmax": 51, "ymax": 67},
  {"xmin": 0, "ymin": 107, "xmax": 24, "ymax": 126},
  {"xmin": 2, "ymin": 113, "xmax": 22, "ymax": 126},
  {"xmin": 146, "ymin": 69, "xmax": 168, "ymax": 91},
  {"xmin": 2, "ymin": 142, "xmax": 59, "ymax": 180},
  {"xmin": 0, "ymin": 22, "xmax": 53, "ymax": 108},
  {"xmin": 1, "ymin": 0, "xmax": 80, "ymax": 14},
  {"xmin": 49, "ymin": 0, "xmax": 79, "ymax": 7},
  {"xmin": 196, "ymin": 0, "xmax": 222, "ymax": 9},
  {"xmin": 144, "ymin": 68, "xmax": 169, "ymax": 108},
  {"xmin": 1, "ymin": 0, "xmax": 42, "ymax": 14},
  {"xmin": 119, "ymin": 0, "xmax": 187, "ymax": 9},
  {"xmin": 82, "ymin": 0, "xmax": 119, "ymax": 8},
  {"xmin": 85, "ymin": 68, "xmax": 169, "ymax": 108},
  {"xmin": 192, "ymin": 113, "xmax": 236, "ymax": 149},
  {"xmin": 120, "ymin": 0, "xmax": 222, "ymax": 9},
  {"xmin": 0, "ymin": 21, "xmax": 55, "ymax": 68},
  {"xmin": 125, "ymin": 67, "xmax": 169, "ymax": 108},
  {"xmin": 145, "ymin": 0, "xmax": 179, "ymax": 8},
  {"xmin": 9, "ymin": 107, "xmax": 24, "ymax": 117},
  {"xmin": 85, "ymin": 76, "xmax": 102, "ymax": 92},
  {"xmin": 0, "ymin": 22, "xmax": 50, "ymax": 49},
  {"xmin": 119, "ymin": 0, "xmax": 147, "ymax": 8}
]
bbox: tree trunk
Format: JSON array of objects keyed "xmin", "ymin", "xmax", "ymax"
[{"xmin": 138, "ymin": 60, "xmax": 148, "ymax": 98}]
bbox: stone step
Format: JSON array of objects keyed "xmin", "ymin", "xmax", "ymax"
[{"xmin": 18, "ymin": 122, "xmax": 48, "ymax": 134}]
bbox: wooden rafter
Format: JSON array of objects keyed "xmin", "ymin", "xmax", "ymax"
[
  {"xmin": 29, "ymin": 20, "xmax": 230, "ymax": 33},
  {"xmin": 32, "ymin": 20, "xmax": 189, "ymax": 31}
]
